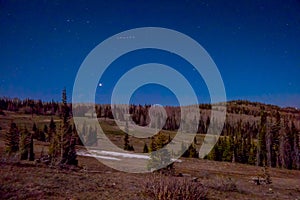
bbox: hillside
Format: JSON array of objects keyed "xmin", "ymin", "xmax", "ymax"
[{"xmin": 0, "ymin": 99, "xmax": 300, "ymax": 199}]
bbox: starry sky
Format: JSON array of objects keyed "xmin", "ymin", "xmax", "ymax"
[{"xmin": 0, "ymin": 0, "xmax": 299, "ymax": 107}]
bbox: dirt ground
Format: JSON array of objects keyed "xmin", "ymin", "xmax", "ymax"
[
  {"xmin": 0, "ymin": 154, "xmax": 300, "ymax": 200},
  {"xmin": 1, "ymin": 112, "xmax": 300, "ymax": 199}
]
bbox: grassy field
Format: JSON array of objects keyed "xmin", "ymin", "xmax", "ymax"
[{"xmin": 0, "ymin": 111, "xmax": 300, "ymax": 199}]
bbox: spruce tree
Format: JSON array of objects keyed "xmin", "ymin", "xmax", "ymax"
[
  {"xmin": 270, "ymin": 111, "xmax": 280, "ymax": 167},
  {"xmin": 147, "ymin": 133, "xmax": 174, "ymax": 175},
  {"xmin": 48, "ymin": 117, "xmax": 56, "ymax": 143},
  {"xmin": 49, "ymin": 88, "xmax": 77, "ymax": 166},
  {"xmin": 29, "ymin": 134, "xmax": 35, "ymax": 161},
  {"xmin": 248, "ymin": 143, "xmax": 256, "ymax": 165},
  {"xmin": 5, "ymin": 122, "xmax": 19, "ymax": 154},
  {"xmin": 124, "ymin": 133, "xmax": 130, "ymax": 150},
  {"xmin": 291, "ymin": 122, "xmax": 300, "ymax": 169},
  {"xmin": 123, "ymin": 120, "xmax": 134, "ymax": 151},
  {"xmin": 32, "ymin": 122, "xmax": 37, "ymax": 139},
  {"xmin": 256, "ymin": 110, "xmax": 267, "ymax": 166},
  {"xmin": 143, "ymin": 143, "xmax": 149, "ymax": 153},
  {"xmin": 20, "ymin": 127, "xmax": 31, "ymax": 160},
  {"xmin": 60, "ymin": 88, "xmax": 77, "ymax": 165}
]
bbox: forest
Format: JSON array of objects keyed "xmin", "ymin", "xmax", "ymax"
[{"xmin": 1, "ymin": 92, "xmax": 299, "ymax": 171}]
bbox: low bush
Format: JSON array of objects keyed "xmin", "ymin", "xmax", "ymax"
[{"xmin": 143, "ymin": 175, "xmax": 207, "ymax": 200}]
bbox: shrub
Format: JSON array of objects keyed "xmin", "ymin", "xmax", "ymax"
[
  {"xmin": 208, "ymin": 176, "xmax": 238, "ymax": 192},
  {"xmin": 143, "ymin": 175, "xmax": 207, "ymax": 200}
]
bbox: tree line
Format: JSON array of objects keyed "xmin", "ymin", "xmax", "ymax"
[
  {"xmin": 207, "ymin": 109, "xmax": 300, "ymax": 170},
  {"xmin": 4, "ymin": 89, "xmax": 78, "ymax": 167},
  {"xmin": 2, "ymin": 96, "xmax": 300, "ymax": 170}
]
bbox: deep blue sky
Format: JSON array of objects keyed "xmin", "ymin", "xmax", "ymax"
[{"xmin": 0, "ymin": 0, "xmax": 299, "ymax": 107}]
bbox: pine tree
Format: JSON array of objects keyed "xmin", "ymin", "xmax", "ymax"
[
  {"xmin": 60, "ymin": 88, "xmax": 77, "ymax": 165},
  {"xmin": 270, "ymin": 111, "xmax": 280, "ymax": 167},
  {"xmin": 124, "ymin": 133, "xmax": 130, "ymax": 150},
  {"xmin": 48, "ymin": 117, "xmax": 56, "ymax": 142},
  {"xmin": 32, "ymin": 122, "xmax": 37, "ymax": 139},
  {"xmin": 29, "ymin": 134, "xmax": 35, "ymax": 161},
  {"xmin": 187, "ymin": 143, "xmax": 198, "ymax": 158},
  {"xmin": 256, "ymin": 110, "xmax": 267, "ymax": 166},
  {"xmin": 147, "ymin": 133, "xmax": 174, "ymax": 175},
  {"xmin": 49, "ymin": 88, "xmax": 77, "ymax": 166},
  {"xmin": 280, "ymin": 118, "xmax": 293, "ymax": 169},
  {"xmin": 194, "ymin": 135, "xmax": 197, "ymax": 144},
  {"xmin": 206, "ymin": 136, "xmax": 219, "ymax": 161},
  {"xmin": 5, "ymin": 122, "xmax": 19, "ymax": 154},
  {"xmin": 222, "ymin": 136, "xmax": 232, "ymax": 162},
  {"xmin": 291, "ymin": 122, "xmax": 300, "ymax": 169},
  {"xmin": 123, "ymin": 120, "xmax": 134, "ymax": 151},
  {"xmin": 248, "ymin": 143, "xmax": 256, "ymax": 165},
  {"xmin": 20, "ymin": 127, "xmax": 31, "ymax": 160},
  {"xmin": 143, "ymin": 143, "xmax": 149, "ymax": 153}
]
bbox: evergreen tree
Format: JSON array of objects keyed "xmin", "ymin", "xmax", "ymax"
[
  {"xmin": 281, "ymin": 118, "xmax": 293, "ymax": 169},
  {"xmin": 60, "ymin": 88, "xmax": 77, "ymax": 165},
  {"xmin": 32, "ymin": 122, "xmax": 37, "ymax": 139},
  {"xmin": 123, "ymin": 120, "xmax": 134, "ymax": 151},
  {"xmin": 206, "ymin": 137, "xmax": 219, "ymax": 161},
  {"xmin": 256, "ymin": 110, "xmax": 267, "ymax": 166},
  {"xmin": 248, "ymin": 143, "xmax": 256, "ymax": 165},
  {"xmin": 270, "ymin": 111, "xmax": 280, "ymax": 167},
  {"xmin": 205, "ymin": 116, "xmax": 210, "ymax": 133},
  {"xmin": 49, "ymin": 88, "xmax": 77, "ymax": 166},
  {"xmin": 20, "ymin": 127, "xmax": 31, "ymax": 160},
  {"xmin": 222, "ymin": 136, "xmax": 232, "ymax": 162},
  {"xmin": 143, "ymin": 143, "xmax": 149, "ymax": 153},
  {"xmin": 187, "ymin": 143, "xmax": 198, "ymax": 158},
  {"xmin": 5, "ymin": 122, "xmax": 19, "ymax": 154},
  {"xmin": 291, "ymin": 122, "xmax": 300, "ymax": 169},
  {"xmin": 29, "ymin": 134, "xmax": 35, "ymax": 161},
  {"xmin": 147, "ymin": 133, "xmax": 174, "ymax": 175},
  {"xmin": 48, "ymin": 117, "xmax": 56, "ymax": 142},
  {"xmin": 194, "ymin": 135, "xmax": 197, "ymax": 144},
  {"xmin": 124, "ymin": 133, "xmax": 130, "ymax": 150}
]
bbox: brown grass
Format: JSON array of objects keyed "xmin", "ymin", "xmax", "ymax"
[
  {"xmin": 143, "ymin": 175, "xmax": 207, "ymax": 200},
  {"xmin": 1, "ymin": 112, "xmax": 300, "ymax": 199}
]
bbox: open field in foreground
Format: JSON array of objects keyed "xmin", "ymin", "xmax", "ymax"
[
  {"xmin": 1, "ymin": 111, "xmax": 300, "ymax": 199},
  {"xmin": 1, "ymin": 154, "xmax": 300, "ymax": 200}
]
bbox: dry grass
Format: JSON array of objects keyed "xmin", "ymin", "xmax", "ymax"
[
  {"xmin": 143, "ymin": 175, "xmax": 207, "ymax": 200},
  {"xmin": 1, "ymin": 112, "xmax": 300, "ymax": 199},
  {"xmin": 0, "ymin": 154, "xmax": 300, "ymax": 200}
]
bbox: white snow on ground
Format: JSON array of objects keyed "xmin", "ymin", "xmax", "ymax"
[
  {"xmin": 77, "ymin": 151, "xmax": 121, "ymax": 161},
  {"xmin": 78, "ymin": 149, "xmax": 182, "ymax": 162},
  {"xmin": 91, "ymin": 150, "xmax": 150, "ymax": 159}
]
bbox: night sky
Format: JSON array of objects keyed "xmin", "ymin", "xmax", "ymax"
[{"xmin": 0, "ymin": 0, "xmax": 299, "ymax": 107}]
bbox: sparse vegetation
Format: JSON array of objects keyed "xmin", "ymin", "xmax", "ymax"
[
  {"xmin": 143, "ymin": 175, "xmax": 207, "ymax": 200},
  {"xmin": 0, "ymin": 98, "xmax": 300, "ymax": 199},
  {"xmin": 208, "ymin": 176, "xmax": 238, "ymax": 192}
]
